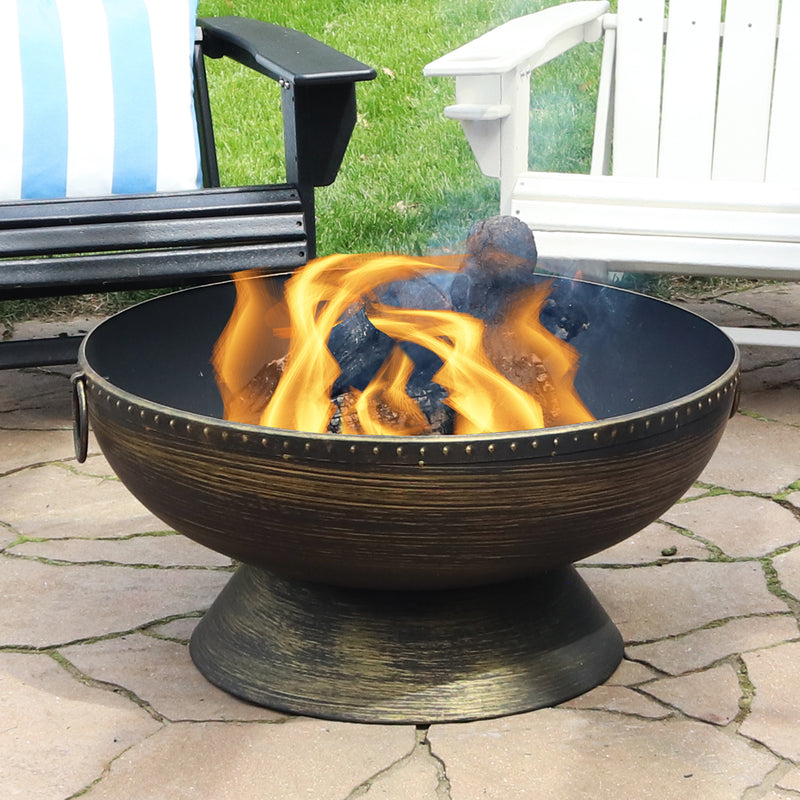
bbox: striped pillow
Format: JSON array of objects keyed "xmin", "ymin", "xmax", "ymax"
[{"xmin": 0, "ymin": 0, "xmax": 201, "ymax": 201}]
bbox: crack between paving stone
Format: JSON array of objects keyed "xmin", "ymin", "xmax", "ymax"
[
  {"xmin": 52, "ymin": 460, "xmax": 124, "ymax": 481},
  {"xmin": 50, "ymin": 650, "xmax": 169, "ymax": 724},
  {"xmin": 339, "ymin": 728, "xmax": 422, "ymax": 800},
  {"xmin": 740, "ymin": 356, "xmax": 800, "ymax": 374},
  {"xmin": 735, "ymin": 727, "xmax": 799, "ymax": 772},
  {"xmin": 622, "ymin": 653, "xmax": 754, "ymax": 730},
  {"xmin": 0, "ymin": 610, "xmax": 210, "ymax": 652},
  {"xmin": 622, "ymin": 611, "xmax": 800, "ymax": 649},
  {"xmin": 583, "ymin": 540, "xmax": 800, "ymax": 615},
  {"xmin": 418, "ymin": 726, "xmax": 453, "ymax": 800},
  {"xmin": 715, "ymin": 297, "xmax": 788, "ymax": 329},
  {"xmin": 0, "ymin": 420, "xmax": 71, "ymax": 433},
  {"xmin": 0, "ymin": 520, "xmax": 22, "ymax": 546},
  {"xmin": 63, "ymin": 724, "xmax": 166, "ymax": 800},
  {"xmin": 737, "ymin": 407, "xmax": 800, "ymax": 430},
  {"xmin": 0, "ymin": 548, "xmax": 235, "ymax": 571},
  {"xmin": 676, "ymin": 482, "xmax": 781, "ymax": 501},
  {"xmin": 760, "ymin": 558, "xmax": 800, "ymax": 612},
  {"xmin": 338, "ymin": 726, "xmax": 452, "ymax": 800},
  {"xmin": 0, "ymin": 456, "xmax": 83, "ymax": 479},
  {"xmin": 619, "ymin": 650, "xmax": 800, "ymax": 772},
  {"xmin": 732, "ymin": 655, "xmax": 756, "ymax": 727},
  {"xmin": 627, "ymin": 633, "xmax": 800, "ymax": 683},
  {"xmin": 51, "ymin": 652, "xmax": 293, "ymax": 726},
  {"xmin": 741, "ymin": 762, "xmax": 800, "ymax": 800}
]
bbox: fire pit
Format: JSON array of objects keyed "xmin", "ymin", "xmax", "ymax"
[{"xmin": 72, "ymin": 272, "xmax": 738, "ymax": 722}]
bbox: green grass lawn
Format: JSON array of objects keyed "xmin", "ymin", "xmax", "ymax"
[{"xmin": 197, "ymin": 0, "xmax": 604, "ymax": 255}]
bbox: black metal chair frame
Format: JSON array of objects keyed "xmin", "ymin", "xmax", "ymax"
[{"xmin": 0, "ymin": 16, "xmax": 375, "ymax": 369}]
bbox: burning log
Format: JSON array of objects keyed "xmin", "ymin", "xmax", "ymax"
[
  {"xmin": 213, "ymin": 216, "xmax": 595, "ymax": 435},
  {"xmin": 217, "ymin": 357, "xmax": 287, "ymax": 427},
  {"xmin": 451, "ymin": 215, "xmax": 539, "ymax": 323},
  {"xmin": 329, "ymin": 381, "xmax": 453, "ymax": 435}
]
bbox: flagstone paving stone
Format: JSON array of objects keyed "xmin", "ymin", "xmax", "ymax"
[
  {"xmin": 0, "ymin": 428, "xmax": 74, "ymax": 474},
  {"xmin": 0, "ymin": 651, "xmax": 161, "ymax": 800},
  {"xmin": 728, "ymin": 283, "xmax": 800, "ymax": 326},
  {"xmin": 580, "ymin": 561, "xmax": 787, "ymax": 642},
  {"xmin": 0, "ymin": 463, "xmax": 167, "ymax": 539},
  {"xmin": 776, "ymin": 766, "xmax": 800, "ymax": 792},
  {"xmin": 660, "ymin": 494, "xmax": 800, "ymax": 558},
  {"xmin": 0, "ymin": 367, "xmax": 74, "ymax": 430},
  {"xmin": 696, "ymin": 413, "xmax": 800, "ymax": 494},
  {"xmin": 677, "ymin": 298, "xmax": 771, "ymax": 329},
  {"xmin": 60, "ymin": 634, "xmax": 282, "ymax": 723},
  {"xmin": 77, "ymin": 719, "xmax": 415, "ymax": 800},
  {"xmin": 740, "ymin": 642, "xmax": 800, "ymax": 761},
  {"xmin": 428, "ymin": 710, "xmax": 778, "ymax": 800},
  {"xmin": 149, "ymin": 616, "xmax": 201, "ymax": 643},
  {"xmin": 625, "ymin": 616, "xmax": 800, "ymax": 675},
  {"xmin": 740, "ymin": 385, "xmax": 800, "ymax": 422},
  {"xmin": 0, "ymin": 557, "xmax": 229, "ymax": 647},
  {"xmin": 638, "ymin": 664, "xmax": 742, "ymax": 726},
  {"xmin": 604, "ymin": 658, "xmax": 657, "ymax": 686},
  {"xmin": 0, "ymin": 525, "xmax": 17, "ymax": 549},
  {"xmin": 9, "ymin": 531, "xmax": 233, "ymax": 568},
  {"xmin": 579, "ymin": 521, "xmax": 711, "ymax": 565},
  {"xmin": 559, "ymin": 685, "xmax": 670, "ymax": 718},
  {"xmin": 2, "ymin": 286, "xmax": 799, "ymax": 800},
  {"xmin": 774, "ymin": 547, "xmax": 800, "ymax": 601}
]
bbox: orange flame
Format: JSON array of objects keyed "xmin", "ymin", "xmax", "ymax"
[
  {"xmin": 366, "ymin": 304, "xmax": 546, "ymax": 433},
  {"xmin": 342, "ymin": 345, "xmax": 431, "ymax": 436},
  {"xmin": 212, "ymin": 253, "xmax": 594, "ymax": 435}
]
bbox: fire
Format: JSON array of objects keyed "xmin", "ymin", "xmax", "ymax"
[{"xmin": 212, "ymin": 253, "xmax": 594, "ymax": 435}]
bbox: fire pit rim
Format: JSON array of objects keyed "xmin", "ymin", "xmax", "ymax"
[
  {"xmin": 77, "ymin": 352, "xmax": 739, "ymax": 468},
  {"xmin": 75, "ymin": 275, "xmax": 740, "ymax": 467}
]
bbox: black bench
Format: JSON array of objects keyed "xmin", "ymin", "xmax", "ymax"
[{"xmin": 0, "ymin": 16, "xmax": 375, "ymax": 369}]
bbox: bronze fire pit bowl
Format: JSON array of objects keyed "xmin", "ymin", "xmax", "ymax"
[{"xmin": 72, "ymin": 275, "xmax": 739, "ymax": 722}]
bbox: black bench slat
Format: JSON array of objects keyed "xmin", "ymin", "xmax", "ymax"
[
  {"xmin": 0, "ymin": 212, "xmax": 305, "ymax": 257},
  {"xmin": 2, "ymin": 242, "xmax": 307, "ymax": 299},
  {"xmin": 0, "ymin": 186, "xmax": 303, "ymax": 228},
  {"xmin": 0, "ymin": 184, "xmax": 309, "ymax": 300},
  {"xmin": 0, "ymin": 336, "xmax": 84, "ymax": 370}
]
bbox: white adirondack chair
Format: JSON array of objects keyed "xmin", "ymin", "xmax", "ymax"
[{"xmin": 424, "ymin": 0, "xmax": 800, "ymax": 348}]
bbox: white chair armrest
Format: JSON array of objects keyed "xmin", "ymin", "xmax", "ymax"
[{"xmin": 424, "ymin": 0, "xmax": 610, "ymax": 77}]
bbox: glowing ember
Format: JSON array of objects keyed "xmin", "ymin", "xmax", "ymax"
[{"xmin": 212, "ymin": 252, "xmax": 594, "ymax": 435}]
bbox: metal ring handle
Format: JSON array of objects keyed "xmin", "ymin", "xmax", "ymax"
[
  {"xmin": 730, "ymin": 379, "xmax": 741, "ymax": 418},
  {"xmin": 71, "ymin": 372, "xmax": 89, "ymax": 463}
]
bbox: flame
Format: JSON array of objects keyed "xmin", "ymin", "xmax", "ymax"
[
  {"xmin": 366, "ymin": 304, "xmax": 546, "ymax": 433},
  {"xmin": 342, "ymin": 345, "xmax": 431, "ymax": 436},
  {"xmin": 212, "ymin": 253, "xmax": 594, "ymax": 435}
]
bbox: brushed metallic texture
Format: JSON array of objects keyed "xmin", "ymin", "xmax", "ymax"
[
  {"xmin": 189, "ymin": 565, "xmax": 623, "ymax": 722},
  {"xmin": 88, "ymin": 380, "xmax": 732, "ymax": 589}
]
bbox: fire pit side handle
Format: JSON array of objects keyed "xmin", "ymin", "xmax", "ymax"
[{"xmin": 71, "ymin": 373, "xmax": 89, "ymax": 463}]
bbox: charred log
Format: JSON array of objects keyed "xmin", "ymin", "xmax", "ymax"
[
  {"xmin": 234, "ymin": 215, "xmax": 591, "ymax": 434},
  {"xmin": 224, "ymin": 355, "xmax": 287, "ymax": 426}
]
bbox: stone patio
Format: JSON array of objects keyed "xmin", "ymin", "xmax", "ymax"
[{"xmin": 1, "ymin": 283, "xmax": 799, "ymax": 800}]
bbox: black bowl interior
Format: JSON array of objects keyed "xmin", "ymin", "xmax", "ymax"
[{"xmin": 83, "ymin": 276, "xmax": 737, "ymax": 424}]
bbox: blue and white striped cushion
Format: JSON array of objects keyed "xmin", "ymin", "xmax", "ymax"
[{"xmin": 0, "ymin": 0, "xmax": 201, "ymax": 200}]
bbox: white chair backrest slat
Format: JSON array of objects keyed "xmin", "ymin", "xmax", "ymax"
[
  {"xmin": 589, "ymin": 25, "xmax": 615, "ymax": 176},
  {"xmin": 712, "ymin": 0, "xmax": 780, "ymax": 180},
  {"xmin": 657, "ymin": 0, "xmax": 722, "ymax": 179},
  {"xmin": 766, "ymin": 0, "xmax": 800, "ymax": 183},
  {"xmin": 610, "ymin": 0, "xmax": 664, "ymax": 177}
]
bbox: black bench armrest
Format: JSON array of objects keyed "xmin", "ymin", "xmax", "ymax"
[
  {"xmin": 199, "ymin": 17, "xmax": 376, "ymax": 189},
  {"xmin": 199, "ymin": 17, "xmax": 376, "ymax": 86}
]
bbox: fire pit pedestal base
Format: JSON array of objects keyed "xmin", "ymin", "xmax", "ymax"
[{"xmin": 189, "ymin": 564, "xmax": 623, "ymax": 723}]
